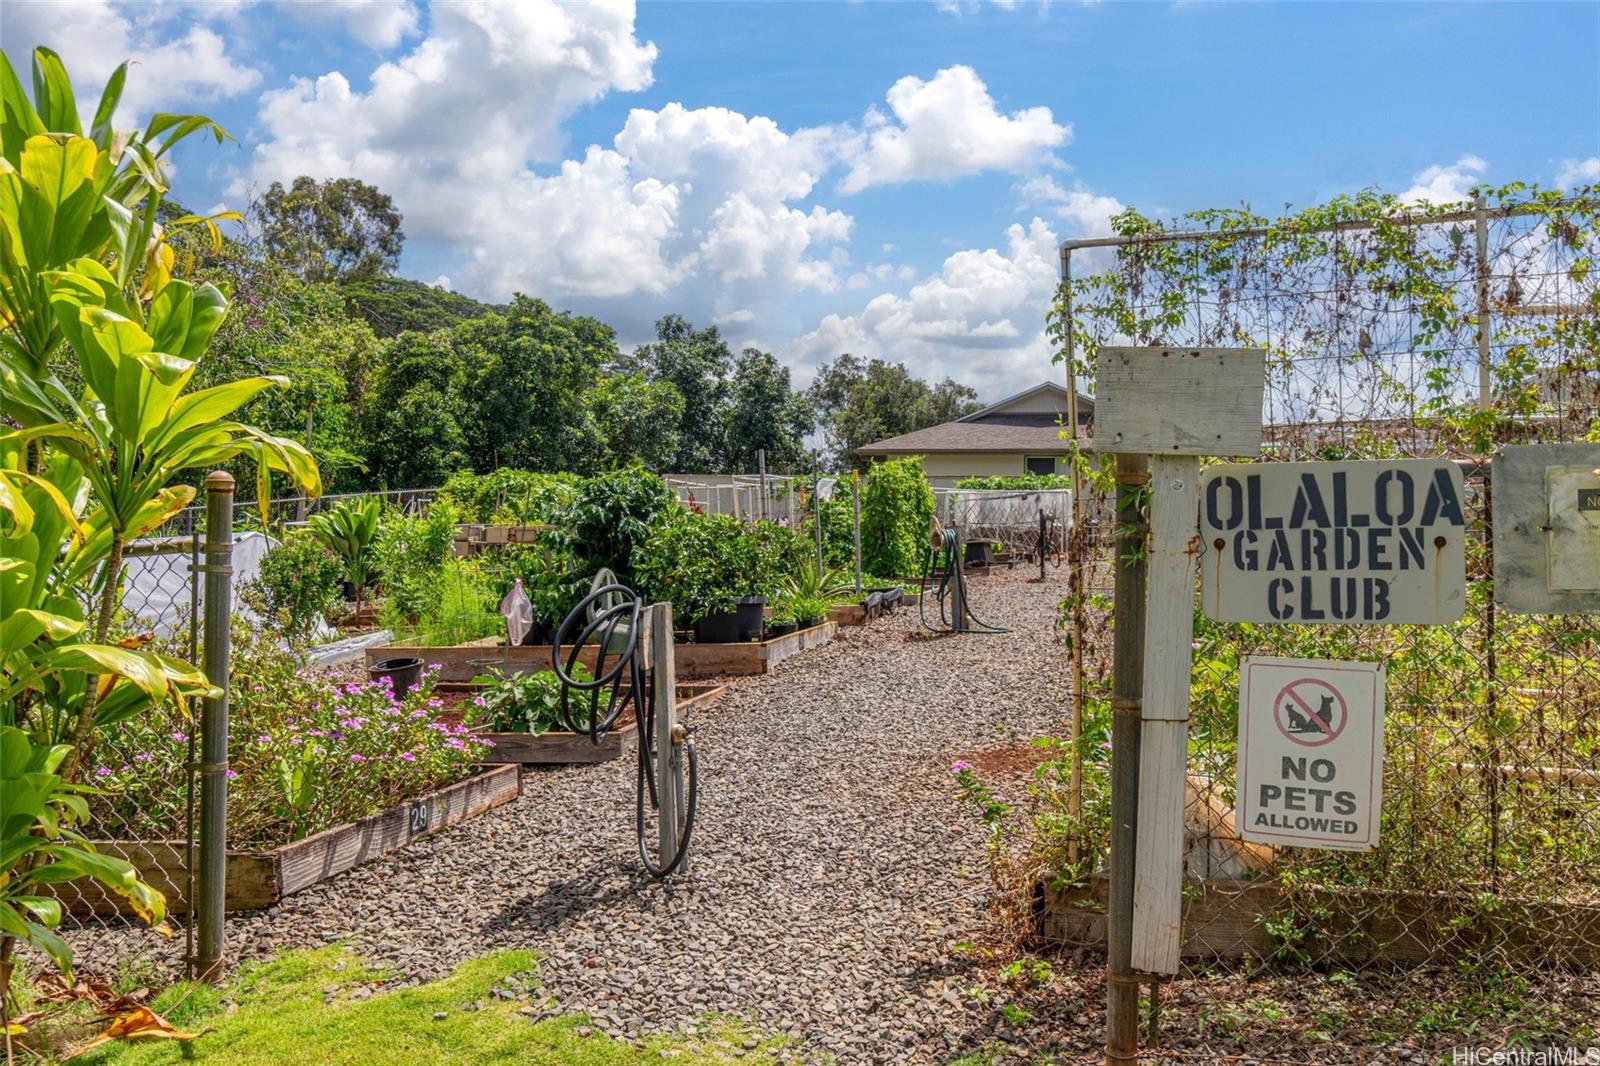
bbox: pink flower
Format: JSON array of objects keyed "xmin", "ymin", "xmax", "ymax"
[
  {"xmin": 256, "ymin": 735, "xmax": 271, "ymax": 745},
  {"xmin": 349, "ymin": 754, "xmax": 366, "ymax": 763},
  {"xmin": 94, "ymin": 766, "xmax": 112, "ymax": 777},
  {"xmin": 226, "ymin": 769, "xmax": 239, "ymax": 779},
  {"xmin": 950, "ymin": 760, "xmax": 973, "ymax": 773},
  {"xmin": 399, "ymin": 752, "xmax": 417, "ymax": 762},
  {"xmin": 135, "ymin": 752, "xmax": 154, "ymax": 762},
  {"xmin": 171, "ymin": 731, "xmax": 188, "ymax": 742}
]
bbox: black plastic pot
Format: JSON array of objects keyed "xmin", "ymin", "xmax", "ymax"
[
  {"xmin": 734, "ymin": 595, "xmax": 768, "ymax": 641},
  {"xmin": 964, "ymin": 542, "xmax": 994, "ymax": 567},
  {"xmin": 693, "ymin": 609, "xmax": 742, "ymax": 644},
  {"xmin": 768, "ymin": 620, "xmax": 798, "ymax": 638},
  {"xmin": 796, "ymin": 617, "xmax": 822, "ymax": 631},
  {"xmin": 369, "ymin": 656, "xmax": 424, "ymax": 698}
]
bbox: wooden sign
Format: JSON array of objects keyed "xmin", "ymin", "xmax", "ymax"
[
  {"xmin": 1492, "ymin": 443, "xmax": 1600, "ymax": 614},
  {"xmin": 1237, "ymin": 656, "xmax": 1385, "ymax": 851},
  {"xmin": 1093, "ymin": 347, "xmax": 1265, "ymax": 456},
  {"xmin": 1200, "ymin": 459, "xmax": 1468, "ymax": 624}
]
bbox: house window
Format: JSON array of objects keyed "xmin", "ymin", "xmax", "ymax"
[{"xmin": 1025, "ymin": 455, "xmax": 1057, "ymax": 476}]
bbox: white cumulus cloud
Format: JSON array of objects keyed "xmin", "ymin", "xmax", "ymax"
[
  {"xmin": 1556, "ymin": 156, "xmax": 1600, "ymax": 190},
  {"xmin": 838, "ymin": 65, "xmax": 1069, "ymax": 193},
  {"xmin": 1400, "ymin": 154, "xmax": 1487, "ymax": 206},
  {"xmin": 283, "ymin": 0, "xmax": 422, "ymax": 50}
]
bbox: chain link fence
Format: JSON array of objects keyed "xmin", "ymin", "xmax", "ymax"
[{"xmin": 1043, "ymin": 191, "xmax": 1600, "ymax": 1056}]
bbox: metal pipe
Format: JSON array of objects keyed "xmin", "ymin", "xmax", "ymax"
[
  {"xmin": 1474, "ymin": 191, "xmax": 1493, "ymax": 409},
  {"xmin": 813, "ymin": 459, "xmax": 824, "ymax": 573},
  {"xmin": 1105, "ymin": 453, "xmax": 1149, "ymax": 1065},
  {"xmin": 196, "ymin": 471, "xmax": 235, "ymax": 981},
  {"xmin": 1062, "ymin": 246, "xmax": 1086, "ymax": 869},
  {"xmin": 852, "ymin": 470, "xmax": 862, "ymax": 594}
]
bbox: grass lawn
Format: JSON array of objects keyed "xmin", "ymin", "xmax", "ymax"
[{"xmin": 15, "ymin": 947, "xmax": 787, "ymax": 1065}]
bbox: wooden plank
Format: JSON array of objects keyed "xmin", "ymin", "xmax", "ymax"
[
  {"xmin": 478, "ymin": 722, "xmax": 636, "ymax": 764},
  {"xmin": 1094, "ymin": 347, "xmax": 1265, "ymax": 456},
  {"xmin": 652, "ymin": 602, "xmax": 681, "ymax": 870},
  {"xmin": 58, "ymin": 843, "xmax": 278, "ymax": 916},
  {"xmin": 1131, "ymin": 454, "xmax": 1199, "ymax": 975},
  {"xmin": 1041, "ymin": 875, "xmax": 1600, "ymax": 969},
  {"xmin": 272, "ymin": 765, "xmax": 520, "ymax": 898}
]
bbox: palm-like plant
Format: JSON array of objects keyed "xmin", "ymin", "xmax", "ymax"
[
  {"xmin": 307, "ymin": 496, "xmax": 383, "ymax": 619},
  {"xmin": 780, "ymin": 556, "xmax": 852, "ymax": 602}
]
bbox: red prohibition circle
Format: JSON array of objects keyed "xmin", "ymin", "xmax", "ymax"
[{"xmin": 1272, "ymin": 678, "xmax": 1349, "ymax": 747}]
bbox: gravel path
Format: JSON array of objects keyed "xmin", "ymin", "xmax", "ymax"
[{"xmin": 75, "ymin": 569, "xmax": 1079, "ymax": 1063}]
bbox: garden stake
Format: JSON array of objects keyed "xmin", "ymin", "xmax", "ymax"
[{"xmin": 197, "ymin": 471, "xmax": 236, "ymax": 982}]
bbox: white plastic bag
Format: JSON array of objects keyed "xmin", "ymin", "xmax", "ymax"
[{"xmin": 499, "ymin": 578, "xmax": 534, "ymax": 646}]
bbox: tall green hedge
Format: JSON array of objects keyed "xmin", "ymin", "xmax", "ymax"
[{"xmin": 860, "ymin": 457, "xmax": 935, "ymax": 579}]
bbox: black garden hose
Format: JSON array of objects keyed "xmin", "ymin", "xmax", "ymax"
[
  {"xmin": 551, "ymin": 584, "xmax": 698, "ymax": 878},
  {"xmin": 919, "ymin": 528, "xmax": 1010, "ymax": 634}
]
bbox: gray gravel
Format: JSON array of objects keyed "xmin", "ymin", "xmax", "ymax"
[{"xmin": 70, "ymin": 568, "xmax": 1079, "ymax": 1063}]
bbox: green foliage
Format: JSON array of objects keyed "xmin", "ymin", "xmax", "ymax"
[
  {"xmin": 564, "ymin": 466, "xmax": 679, "ymax": 583},
  {"xmin": 585, "ymin": 373, "xmax": 686, "ymax": 472},
  {"xmin": 808, "ymin": 354, "xmax": 980, "ymax": 471},
  {"xmin": 721, "ymin": 348, "xmax": 812, "ymax": 472},
  {"xmin": 254, "ymin": 175, "xmax": 404, "ymax": 284},
  {"xmin": 240, "ymin": 530, "xmax": 342, "ymax": 641},
  {"xmin": 785, "ymin": 594, "xmax": 831, "ymax": 625},
  {"xmin": 636, "ymin": 512, "xmax": 770, "ymax": 623},
  {"xmin": 493, "ymin": 539, "xmax": 589, "ymax": 630},
  {"xmin": 470, "ymin": 665, "xmax": 590, "ymax": 735},
  {"xmin": 628, "ymin": 314, "xmax": 735, "ymax": 472},
  {"xmin": 361, "ymin": 329, "xmax": 472, "ymax": 488},
  {"xmin": 954, "ymin": 473, "xmax": 1075, "ymax": 490},
  {"xmin": 460, "ymin": 295, "xmax": 618, "ymax": 472},
  {"xmin": 306, "ymin": 496, "xmax": 384, "ymax": 608},
  {"xmin": 859, "ymin": 457, "xmax": 935, "ymax": 579},
  {"xmin": 437, "ymin": 469, "xmax": 578, "ymax": 524},
  {"xmin": 373, "ymin": 503, "xmax": 461, "ymax": 625},
  {"xmin": 406, "ymin": 558, "xmax": 502, "ymax": 646},
  {"xmin": 342, "ymin": 275, "xmax": 501, "ymax": 338}
]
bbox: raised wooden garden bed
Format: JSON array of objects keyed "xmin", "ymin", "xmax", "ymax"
[
  {"xmin": 445, "ymin": 682, "xmax": 726, "ymax": 766},
  {"xmin": 1038, "ymin": 874, "xmax": 1600, "ymax": 968},
  {"xmin": 64, "ymin": 765, "xmax": 520, "ymax": 916},
  {"xmin": 367, "ymin": 624, "xmax": 837, "ymax": 682}
]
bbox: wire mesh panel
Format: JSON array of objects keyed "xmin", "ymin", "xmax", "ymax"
[
  {"xmin": 59, "ymin": 522, "xmax": 204, "ymax": 974},
  {"xmin": 1048, "ymin": 192, "xmax": 1600, "ymax": 1057},
  {"xmin": 944, "ymin": 488, "xmax": 1072, "ymax": 562}
]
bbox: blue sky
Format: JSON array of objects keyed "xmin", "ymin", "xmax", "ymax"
[{"xmin": 4, "ymin": 1, "xmax": 1597, "ymax": 399}]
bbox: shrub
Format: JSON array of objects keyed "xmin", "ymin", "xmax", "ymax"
[
  {"xmin": 637, "ymin": 512, "xmax": 751, "ymax": 623},
  {"xmin": 566, "ymin": 466, "xmax": 680, "ymax": 583},
  {"xmin": 437, "ymin": 469, "xmax": 578, "ymax": 524},
  {"xmin": 494, "ymin": 538, "xmax": 591, "ymax": 631},
  {"xmin": 860, "ymin": 457, "xmax": 935, "ymax": 580},
  {"xmin": 306, "ymin": 496, "xmax": 384, "ymax": 615},
  {"xmin": 375, "ymin": 502, "xmax": 460, "ymax": 626},
  {"xmin": 954, "ymin": 473, "xmax": 1074, "ymax": 491},
  {"xmin": 410, "ymin": 557, "xmax": 502, "ymax": 645},
  {"xmin": 241, "ymin": 531, "xmax": 343, "ymax": 641}
]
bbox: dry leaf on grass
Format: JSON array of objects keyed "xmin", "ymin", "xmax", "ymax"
[{"xmin": 64, "ymin": 1006, "xmax": 198, "ymax": 1058}]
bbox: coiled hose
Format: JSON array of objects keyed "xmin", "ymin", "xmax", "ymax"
[
  {"xmin": 551, "ymin": 584, "xmax": 698, "ymax": 877},
  {"xmin": 919, "ymin": 528, "xmax": 1010, "ymax": 634}
]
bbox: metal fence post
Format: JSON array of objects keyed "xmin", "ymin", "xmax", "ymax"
[
  {"xmin": 852, "ymin": 471, "xmax": 862, "ymax": 593},
  {"xmin": 197, "ymin": 471, "xmax": 234, "ymax": 981}
]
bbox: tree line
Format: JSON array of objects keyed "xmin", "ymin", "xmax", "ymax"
[{"xmin": 180, "ymin": 176, "xmax": 981, "ymax": 492}]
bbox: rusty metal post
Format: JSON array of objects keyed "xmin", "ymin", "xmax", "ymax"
[
  {"xmin": 1106, "ymin": 453, "xmax": 1149, "ymax": 1064},
  {"xmin": 196, "ymin": 472, "xmax": 234, "ymax": 981}
]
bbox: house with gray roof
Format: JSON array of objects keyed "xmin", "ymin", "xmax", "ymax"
[{"xmin": 855, "ymin": 381, "xmax": 1093, "ymax": 485}]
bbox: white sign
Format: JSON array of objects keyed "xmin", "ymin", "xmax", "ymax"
[
  {"xmin": 1200, "ymin": 459, "xmax": 1468, "ymax": 624},
  {"xmin": 1237, "ymin": 656, "xmax": 1385, "ymax": 851}
]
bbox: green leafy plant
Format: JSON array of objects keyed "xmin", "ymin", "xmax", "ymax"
[
  {"xmin": 240, "ymin": 530, "xmax": 342, "ymax": 641},
  {"xmin": 307, "ymin": 496, "xmax": 383, "ymax": 618},
  {"xmin": 860, "ymin": 457, "xmax": 935, "ymax": 580},
  {"xmin": 785, "ymin": 594, "xmax": 831, "ymax": 625},
  {"xmin": 564, "ymin": 466, "xmax": 679, "ymax": 583},
  {"xmin": 373, "ymin": 502, "xmax": 459, "ymax": 627},
  {"xmin": 408, "ymin": 558, "xmax": 501, "ymax": 646},
  {"xmin": 469, "ymin": 665, "xmax": 591, "ymax": 735},
  {"xmin": 636, "ymin": 511, "xmax": 778, "ymax": 623}
]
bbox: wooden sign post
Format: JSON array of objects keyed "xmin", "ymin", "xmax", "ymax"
[{"xmin": 1092, "ymin": 348, "xmax": 1265, "ymax": 1062}]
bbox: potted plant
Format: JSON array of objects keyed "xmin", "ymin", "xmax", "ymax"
[
  {"xmin": 788, "ymin": 594, "xmax": 830, "ymax": 630},
  {"xmin": 637, "ymin": 513, "xmax": 749, "ymax": 642},
  {"xmin": 768, "ymin": 604, "xmax": 798, "ymax": 638}
]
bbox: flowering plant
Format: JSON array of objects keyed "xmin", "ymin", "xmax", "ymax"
[{"xmin": 90, "ymin": 629, "xmax": 489, "ymax": 848}]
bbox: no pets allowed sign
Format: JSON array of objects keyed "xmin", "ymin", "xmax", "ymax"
[{"xmin": 1237, "ymin": 656, "xmax": 1385, "ymax": 851}]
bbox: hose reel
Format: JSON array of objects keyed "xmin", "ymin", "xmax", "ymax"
[
  {"xmin": 920, "ymin": 523, "xmax": 1009, "ymax": 634},
  {"xmin": 551, "ymin": 583, "xmax": 698, "ymax": 878}
]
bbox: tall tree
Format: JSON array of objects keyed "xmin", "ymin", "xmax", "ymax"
[
  {"xmin": 254, "ymin": 176, "xmax": 405, "ymax": 283},
  {"xmin": 807, "ymin": 355, "xmax": 980, "ymax": 470},
  {"xmin": 460, "ymin": 295, "xmax": 617, "ymax": 471},
  {"xmin": 630, "ymin": 315, "xmax": 734, "ymax": 472},
  {"xmin": 723, "ymin": 348, "xmax": 813, "ymax": 472},
  {"xmin": 361, "ymin": 330, "xmax": 472, "ymax": 488},
  {"xmin": 587, "ymin": 374, "xmax": 686, "ymax": 472}
]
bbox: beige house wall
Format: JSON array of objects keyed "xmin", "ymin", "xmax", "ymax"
[{"xmin": 866, "ymin": 451, "xmax": 1062, "ymax": 485}]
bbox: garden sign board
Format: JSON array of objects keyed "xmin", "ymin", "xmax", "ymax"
[
  {"xmin": 1200, "ymin": 459, "xmax": 1467, "ymax": 624},
  {"xmin": 1237, "ymin": 656, "xmax": 1385, "ymax": 851}
]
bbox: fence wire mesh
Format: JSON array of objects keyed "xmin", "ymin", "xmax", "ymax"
[
  {"xmin": 56, "ymin": 513, "xmax": 203, "ymax": 975},
  {"xmin": 1045, "ymin": 192, "xmax": 1600, "ymax": 1058}
]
